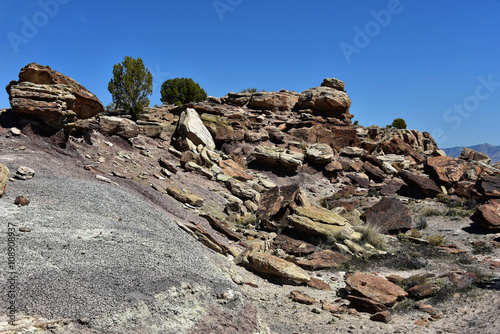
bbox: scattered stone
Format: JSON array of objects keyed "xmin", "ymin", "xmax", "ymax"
[
  {"xmin": 19, "ymin": 227, "xmax": 32, "ymax": 232},
  {"xmin": 397, "ymin": 170, "xmax": 441, "ymax": 198},
  {"xmin": 305, "ymin": 143, "xmax": 334, "ymax": 164},
  {"xmin": 175, "ymin": 108, "xmax": 216, "ymax": 150},
  {"xmin": 10, "ymin": 127, "xmax": 21, "ymax": 136},
  {"xmin": 270, "ymin": 234, "xmax": 316, "ymax": 257},
  {"xmin": 370, "ymin": 311, "xmax": 392, "ymax": 323},
  {"xmin": 297, "ymin": 250, "xmax": 350, "ymax": 270},
  {"xmin": 322, "ymin": 302, "xmax": 340, "ymax": 314},
  {"xmin": 14, "ymin": 196, "xmax": 30, "ymax": 206},
  {"xmin": 361, "ymin": 198, "xmax": 412, "ymax": 234},
  {"xmin": 345, "ymin": 272, "xmax": 408, "ymax": 307},
  {"xmin": 95, "ymin": 174, "xmax": 117, "ymax": 185},
  {"xmin": 245, "ymin": 252, "xmax": 310, "ymax": 282},
  {"xmin": 167, "ymin": 187, "xmax": 204, "ymax": 207},
  {"xmin": 225, "ymin": 178, "xmax": 259, "ymax": 201},
  {"xmin": 346, "ymin": 295, "xmax": 388, "ymax": 314},
  {"xmin": 289, "ymin": 290, "xmax": 315, "ymax": 305},
  {"xmin": 158, "ymin": 157, "xmax": 177, "ymax": 173},
  {"xmin": 476, "ymin": 174, "xmax": 500, "ymax": 198},
  {"xmin": 307, "ymin": 277, "xmax": 331, "ymax": 291},
  {"xmin": 459, "ymin": 147, "xmax": 491, "ymax": 164},
  {"xmin": 248, "ymin": 90, "xmax": 299, "ymax": 111},
  {"xmin": 15, "ymin": 166, "xmax": 35, "ymax": 180},
  {"xmin": 425, "ymin": 156, "xmax": 471, "ymax": 187},
  {"xmin": 407, "ymin": 284, "xmax": 440, "ymax": 300},
  {"xmin": 219, "ymin": 159, "xmax": 254, "ymax": 181},
  {"xmin": 200, "ymin": 214, "xmax": 241, "ymax": 241},
  {"xmin": 471, "ymin": 199, "xmax": 500, "ymax": 231}
]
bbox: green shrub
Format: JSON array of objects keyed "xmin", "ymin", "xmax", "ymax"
[
  {"xmin": 426, "ymin": 235, "xmax": 445, "ymax": 246},
  {"xmin": 160, "ymin": 77, "xmax": 207, "ymax": 105},
  {"xmin": 391, "ymin": 118, "xmax": 407, "ymax": 129},
  {"xmin": 108, "ymin": 56, "xmax": 153, "ymax": 121},
  {"xmin": 354, "ymin": 224, "xmax": 386, "ymax": 250}
]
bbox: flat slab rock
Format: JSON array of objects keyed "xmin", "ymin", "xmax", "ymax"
[
  {"xmin": 345, "ymin": 272, "xmax": 408, "ymax": 307},
  {"xmin": 297, "ymin": 250, "xmax": 350, "ymax": 270},
  {"xmin": 360, "ymin": 197, "xmax": 412, "ymax": 234}
]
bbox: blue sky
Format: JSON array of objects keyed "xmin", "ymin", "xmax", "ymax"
[{"xmin": 1, "ymin": 0, "xmax": 499, "ymax": 148}]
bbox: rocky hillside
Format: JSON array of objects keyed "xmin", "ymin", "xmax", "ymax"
[
  {"xmin": 1, "ymin": 63, "xmax": 499, "ymax": 333},
  {"xmin": 444, "ymin": 143, "xmax": 500, "ymax": 164}
]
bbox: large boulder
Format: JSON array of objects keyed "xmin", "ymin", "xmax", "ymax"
[
  {"xmin": 425, "ymin": 156, "xmax": 471, "ymax": 187},
  {"xmin": 361, "ymin": 198, "xmax": 412, "ymax": 234},
  {"xmin": 306, "ymin": 143, "xmax": 334, "ymax": 164},
  {"xmin": 6, "ymin": 63, "xmax": 103, "ymax": 127},
  {"xmin": 175, "ymin": 108, "xmax": 216, "ymax": 150},
  {"xmin": 244, "ymin": 251, "xmax": 310, "ymax": 283},
  {"xmin": 248, "ymin": 90, "xmax": 299, "ymax": 111},
  {"xmin": 74, "ymin": 116, "xmax": 140, "ymax": 139},
  {"xmin": 397, "ymin": 170, "xmax": 441, "ymax": 198},
  {"xmin": 378, "ymin": 136, "xmax": 425, "ymax": 164},
  {"xmin": 475, "ymin": 173, "xmax": 500, "ymax": 198},
  {"xmin": 0, "ymin": 163, "xmax": 9, "ymax": 197},
  {"xmin": 252, "ymin": 146, "xmax": 304, "ymax": 169},
  {"xmin": 471, "ymin": 199, "xmax": 500, "ymax": 231},
  {"xmin": 345, "ymin": 272, "xmax": 408, "ymax": 307},
  {"xmin": 297, "ymin": 85, "xmax": 352, "ymax": 119},
  {"xmin": 459, "ymin": 147, "xmax": 492, "ymax": 164}
]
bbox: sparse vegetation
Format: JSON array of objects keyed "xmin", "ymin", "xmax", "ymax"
[
  {"xmin": 415, "ymin": 216, "xmax": 428, "ymax": 230},
  {"xmin": 354, "ymin": 223, "xmax": 386, "ymax": 250},
  {"xmin": 160, "ymin": 77, "xmax": 207, "ymax": 105},
  {"xmin": 108, "ymin": 56, "xmax": 153, "ymax": 121},
  {"xmin": 426, "ymin": 235, "xmax": 445, "ymax": 246}
]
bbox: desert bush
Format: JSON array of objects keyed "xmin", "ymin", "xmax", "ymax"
[
  {"xmin": 415, "ymin": 216, "xmax": 428, "ymax": 230},
  {"xmin": 391, "ymin": 118, "xmax": 407, "ymax": 129},
  {"xmin": 354, "ymin": 224, "xmax": 387, "ymax": 250},
  {"xmin": 408, "ymin": 228, "xmax": 422, "ymax": 239},
  {"xmin": 426, "ymin": 235, "xmax": 445, "ymax": 246},
  {"xmin": 160, "ymin": 77, "xmax": 207, "ymax": 105},
  {"xmin": 108, "ymin": 56, "xmax": 153, "ymax": 121},
  {"xmin": 240, "ymin": 88, "xmax": 258, "ymax": 93}
]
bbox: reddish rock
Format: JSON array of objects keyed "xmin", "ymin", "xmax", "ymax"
[
  {"xmin": 345, "ymin": 273, "xmax": 408, "ymax": 306},
  {"xmin": 407, "ymin": 284, "xmax": 440, "ymax": 300},
  {"xmin": 14, "ymin": 196, "xmax": 30, "ymax": 206},
  {"xmin": 307, "ymin": 277, "xmax": 331, "ymax": 291},
  {"xmin": 297, "ymin": 250, "xmax": 350, "ymax": 270},
  {"xmin": 380, "ymin": 178, "xmax": 407, "ymax": 196},
  {"xmin": 459, "ymin": 147, "xmax": 491, "ymax": 164},
  {"xmin": 360, "ymin": 198, "xmax": 412, "ymax": 234},
  {"xmin": 370, "ymin": 310, "xmax": 392, "ymax": 323},
  {"xmin": 378, "ymin": 136, "xmax": 425, "ymax": 164},
  {"xmin": 397, "ymin": 170, "xmax": 441, "ymax": 198},
  {"xmin": 363, "ymin": 161, "xmax": 386, "ymax": 183},
  {"xmin": 324, "ymin": 161, "xmax": 343, "ymax": 173},
  {"xmin": 322, "ymin": 302, "xmax": 340, "ymax": 314},
  {"xmin": 471, "ymin": 199, "xmax": 500, "ymax": 231},
  {"xmin": 200, "ymin": 214, "xmax": 241, "ymax": 241},
  {"xmin": 289, "ymin": 290, "xmax": 315, "ymax": 305},
  {"xmin": 440, "ymin": 272, "xmax": 478, "ymax": 289},
  {"xmin": 414, "ymin": 319, "xmax": 430, "ymax": 326},
  {"xmin": 248, "ymin": 91, "xmax": 299, "ymax": 111},
  {"xmin": 476, "ymin": 174, "xmax": 500, "ymax": 198},
  {"xmin": 425, "ymin": 156, "xmax": 471, "ymax": 187},
  {"xmin": 256, "ymin": 184, "xmax": 301, "ymax": 228},
  {"xmin": 270, "ymin": 234, "xmax": 316, "ymax": 257},
  {"xmin": 347, "ymin": 295, "xmax": 388, "ymax": 314},
  {"xmin": 219, "ymin": 159, "xmax": 254, "ymax": 181}
]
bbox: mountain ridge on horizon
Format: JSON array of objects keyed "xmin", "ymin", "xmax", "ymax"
[{"xmin": 443, "ymin": 143, "xmax": 500, "ymax": 163}]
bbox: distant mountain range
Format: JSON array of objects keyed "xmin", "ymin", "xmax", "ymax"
[{"xmin": 443, "ymin": 143, "xmax": 500, "ymax": 163}]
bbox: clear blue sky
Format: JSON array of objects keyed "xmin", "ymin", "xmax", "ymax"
[{"xmin": 1, "ymin": 0, "xmax": 499, "ymax": 148}]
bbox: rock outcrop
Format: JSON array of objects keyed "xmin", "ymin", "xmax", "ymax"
[
  {"xmin": 471, "ymin": 199, "xmax": 500, "ymax": 231},
  {"xmin": 6, "ymin": 63, "xmax": 103, "ymax": 127}
]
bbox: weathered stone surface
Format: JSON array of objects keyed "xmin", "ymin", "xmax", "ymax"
[
  {"xmin": 397, "ymin": 170, "xmax": 441, "ymax": 198},
  {"xmin": 225, "ymin": 178, "xmax": 259, "ymax": 201},
  {"xmin": 248, "ymin": 90, "xmax": 299, "ymax": 111},
  {"xmin": 378, "ymin": 136, "xmax": 425, "ymax": 164},
  {"xmin": 0, "ymin": 163, "xmax": 9, "ymax": 196},
  {"xmin": 14, "ymin": 196, "xmax": 30, "ymax": 206},
  {"xmin": 15, "ymin": 166, "xmax": 35, "ymax": 180},
  {"xmin": 471, "ymin": 199, "xmax": 500, "ymax": 231},
  {"xmin": 307, "ymin": 277, "xmax": 331, "ymax": 291},
  {"xmin": 370, "ymin": 311, "xmax": 392, "ymax": 323},
  {"xmin": 294, "ymin": 205, "xmax": 347, "ymax": 226},
  {"xmin": 440, "ymin": 272, "xmax": 478, "ymax": 289},
  {"xmin": 361, "ymin": 198, "xmax": 412, "ymax": 234},
  {"xmin": 305, "ymin": 143, "xmax": 334, "ymax": 164},
  {"xmin": 201, "ymin": 114, "xmax": 235, "ymax": 144},
  {"xmin": 219, "ymin": 159, "xmax": 254, "ymax": 181},
  {"xmin": 297, "ymin": 86, "xmax": 351, "ymax": 116},
  {"xmin": 380, "ymin": 178, "xmax": 407, "ymax": 196},
  {"xmin": 223, "ymin": 92, "xmax": 252, "ymax": 106},
  {"xmin": 290, "ymin": 124, "xmax": 360, "ymax": 149},
  {"xmin": 289, "ymin": 290, "xmax": 315, "ymax": 304},
  {"xmin": 363, "ymin": 161, "xmax": 386, "ymax": 183},
  {"xmin": 341, "ymin": 146, "xmax": 367, "ymax": 157},
  {"xmin": 246, "ymin": 252, "xmax": 310, "ymax": 282},
  {"xmin": 476, "ymin": 174, "xmax": 500, "ymax": 198},
  {"xmin": 296, "ymin": 250, "xmax": 350, "ymax": 270},
  {"xmin": 176, "ymin": 220, "xmax": 228, "ymax": 255},
  {"xmin": 158, "ymin": 157, "xmax": 178, "ymax": 174},
  {"xmin": 407, "ymin": 284, "xmax": 440, "ymax": 300},
  {"xmin": 347, "ymin": 295, "xmax": 388, "ymax": 314},
  {"xmin": 287, "ymin": 214, "xmax": 352, "ymax": 240},
  {"xmin": 200, "ymin": 214, "xmax": 241, "ymax": 241},
  {"xmin": 459, "ymin": 147, "xmax": 491, "ymax": 164},
  {"xmin": 6, "ymin": 63, "xmax": 103, "ymax": 127},
  {"xmin": 345, "ymin": 273, "xmax": 408, "ymax": 306},
  {"xmin": 257, "ymin": 184, "xmax": 301, "ymax": 225},
  {"xmin": 252, "ymin": 146, "xmax": 304, "ymax": 169},
  {"xmin": 425, "ymin": 156, "xmax": 471, "ymax": 187},
  {"xmin": 271, "ymin": 234, "xmax": 316, "ymax": 256},
  {"xmin": 8, "ymin": 82, "xmax": 77, "ymax": 128},
  {"xmin": 74, "ymin": 116, "xmax": 140, "ymax": 138},
  {"xmin": 166, "ymin": 187, "xmax": 204, "ymax": 207},
  {"xmin": 176, "ymin": 108, "xmax": 216, "ymax": 150},
  {"xmin": 321, "ymin": 78, "xmax": 345, "ymax": 91}
]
